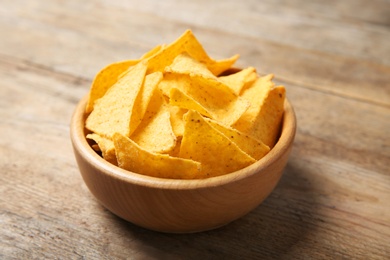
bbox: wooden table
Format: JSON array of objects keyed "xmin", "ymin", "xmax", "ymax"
[{"xmin": 1, "ymin": 0, "xmax": 389, "ymax": 259}]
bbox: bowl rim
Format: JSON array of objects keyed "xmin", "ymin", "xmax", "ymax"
[{"xmin": 70, "ymin": 94, "xmax": 296, "ymax": 190}]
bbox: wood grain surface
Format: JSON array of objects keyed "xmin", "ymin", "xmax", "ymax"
[{"xmin": 1, "ymin": 0, "xmax": 389, "ymax": 259}]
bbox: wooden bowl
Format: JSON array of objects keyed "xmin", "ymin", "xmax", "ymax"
[{"xmin": 70, "ymin": 95, "xmax": 296, "ymax": 233}]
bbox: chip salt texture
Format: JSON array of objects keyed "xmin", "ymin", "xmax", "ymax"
[
  {"xmin": 248, "ymin": 86, "xmax": 286, "ymax": 147},
  {"xmin": 130, "ymin": 110, "xmax": 176, "ymax": 154},
  {"xmin": 164, "ymin": 54, "xmax": 250, "ymax": 126},
  {"xmin": 179, "ymin": 110, "xmax": 256, "ymax": 177},
  {"xmin": 85, "ymin": 60, "xmax": 139, "ymax": 113},
  {"xmin": 113, "ymin": 133, "xmax": 202, "ymax": 179},
  {"xmin": 85, "ymin": 61, "xmax": 147, "ymax": 138},
  {"xmin": 130, "ymin": 72, "xmax": 163, "ymax": 136},
  {"xmin": 232, "ymin": 74, "xmax": 285, "ymax": 147},
  {"xmin": 146, "ymin": 30, "xmax": 238, "ymax": 75},
  {"xmin": 204, "ymin": 118, "xmax": 270, "ymax": 160}
]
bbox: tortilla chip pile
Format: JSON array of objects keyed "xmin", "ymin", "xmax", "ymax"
[{"xmin": 85, "ymin": 30, "xmax": 285, "ymax": 179}]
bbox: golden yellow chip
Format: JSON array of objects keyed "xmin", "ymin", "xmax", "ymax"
[
  {"xmin": 179, "ymin": 110, "xmax": 256, "ymax": 177},
  {"xmin": 145, "ymin": 30, "xmax": 199, "ymax": 74},
  {"xmin": 167, "ymin": 105, "xmax": 187, "ymax": 137},
  {"xmin": 204, "ymin": 118, "xmax": 270, "ymax": 160},
  {"xmin": 165, "ymin": 53, "xmax": 216, "ymax": 79},
  {"xmin": 130, "ymin": 110, "xmax": 176, "ymax": 153},
  {"xmin": 130, "ymin": 87, "xmax": 176, "ymax": 153},
  {"xmin": 168, "ymin": 77, "xmax": 250, "ymax": 126},
  {"xmin": 233, "ymin": 82, "xmax": 285, "ymax": 147},
  {"xmin": 232, "ymin": 75, "xmax": 274, "ymax": 134},
  {"xmin": 163, "ymin": 54, "xmax": 250, "ymax": 125},
  {"xmin": 219, "ymin": 67, "xmax": 257, "ymax": 95},
  {"xmin": 130, "ymin": 72, "xmax": 163, "ymax": 135},
  {"xmin": 113, "ymin": 133, "xmax": 203, "ymax": 179},
  {"xmin": 251, "ymin": 86, "xmax": 285, "ymax": 147},
  {"xmin": 165, "ymin": 53, "xmax": 234, "ymax": 95},
  {"xmin": 207, "ymin": 54, "xmax": 240, "ymax": 76},
  {"xmin": 85, "ymin": 61, "xmax": 148, "ymax": 138},
  {"xmin": 146, "ymin": 30, "xmax": 238, "ymax": 75},
  {"xmin": 86, "ymin": 133, "xmax": 117, "ymax": 165},
  {"xmin": 169, "ymin": 87, "xmax": 212, "ymax": 118},
  {"xmin": 157, "ymin": 72, "xmax": 185, "ymax": 97},
  {"xmin": 176, "ymin": 31, "xmax": 239, "ymax": 75},
  {"xmin": 85, "ymin": 60, "xmax": 139, "ymax": 113}
]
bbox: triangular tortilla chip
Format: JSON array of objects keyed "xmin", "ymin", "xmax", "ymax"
[
  {"xmin": 165, "ymin": 53, "xmax": 216, "ymax": 79},
  {"xmin": 130, "ymin": 111, "xmax": 176, "ymax": 153},
  {"xmin": 169, "ymin": 88, "xmax": 212, "ymax": 118},
  {"xmin": 163, "ymin": 54, "xmax": 250, "ymax": 125},
  {"xmin": 145, "ymin": 30, "xmax": 238, "ymax": 75},
  {"xmin": 165, "ymin": 53, "xmax": 234, "ymax": 96},
  {"xmin": 167, "ymin": 75, "xmax": 249, "ymax": 126},
  {"xmin": 204, "ymin": 118, "xmax": 270, "ymax": 160},
  {"xmin": 208, "ymin": 54, "xmax": 239, "ymax": 76},
  {"xmin": 167, "ymin": 105, "xmax": 187, "ymax": 137},
  {"xmin": 130, "ymin": 72, "xmax": 163, "ymax": 136},
  {"xmin": 219, "ymin": 67, "xmax": 257, "ymax": 95},
  {"xmin": 113, "ymin": 133, "xmax": 203, "ymax": 179},
  {"xmin": 250, "ymin": 86, "xmax": 286, "ymax": 147},
  {"xmin": 232, "ymin": 75, "xmax": 274, "ymax": 135},
  {"xmin": 85, "ymin": 61, "xmax": 147, "ymax": 138},
  {"xmin": 130, "ymin": 88, "xmax": 176, "ymax": 153},
  {"xmin": 85, "ymin": 60, "xmax": 139, "ymax": 113},
  {"xmin": 179, "ymin": 110, "xmax": 256, "ymax": 177},
  {"xmin": 233, "ymin": 81, "xmax": 285, "ymax": 147}
]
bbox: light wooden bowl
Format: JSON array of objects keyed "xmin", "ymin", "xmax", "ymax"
[{"xmin": 70, "ymin": 94, "xmax": 296, "ymax": 233}]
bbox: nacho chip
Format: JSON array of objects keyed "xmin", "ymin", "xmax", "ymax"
[
  {"xmin": 146, "ymin": 30, "xmax": 238, "ymax": 75},
  {"xmin": 169, "ymin": 87, "xmax": 212, "ymax": 118},
  {"xmin": 113, "ymin": 133, "xmax": 203, "ymax": 179},
  {"xmin": 163, "ymin": 54, "xmax": 250, "ymax": 125},
  {"xmin": 176, "ymin": 31, "xmax": 238, "ymax": 75},
  {"xmin": 86, "ymin": 60, "xmax": 139, "ymax": 113},
  {"xmin": 165, "ymin": 53, "xmax": 216, "ymax": 79},
  {"xmin": 130, "ymin": 72, "xmax": 163, "ymax": 135},
  {"xmin": 208, "ymin": 54, "xmax": 240, "ymax": 76},
  {"xmin": 146, "ymin": 30, "xmax": 200, "ymax": 74},
  {"xmin": 167, "ymin": 76, "xmax": 249, "ymax": 126},
  {"xmin": 130, "ymin": 111, "xmax": 176, "ymax": 153},
  {"xmin": 86, "ymin": 133, "xmax": 117, "ymax": 165},
  {"xmin": 232, "ymin": 75, "xmax": 274, "ymax": 135},
  {"xmin": 168, "ymin": 105, "xmax": 187, "ymax": 137},
  {"xmin": 179, "ymin": 110, "xmax": 256, "ymax": 177},
  {"xmin": 130, "ymin": 87, "xmax": 176, "ymax": 153},
  {"xmin": 219, "ymin": 67, "xmax": 257, "ymax": 95},
  {"xmin": 204, "ymin": 118, "xmax": 270, "ymax": 160},
  {"xmin": 233, "ymin": 82, "xmax": 285, "ymax": 147},
  {"xmin": 165, "ymin": 53, "xmax": 234, "ymax": 95},
  {"xmin": 85, "ymin": 61, "xmax": 147, "ymax": 138},
  {"xmin": 250, "ymin": 86, "xmax": 285, "ymax": 147}
]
